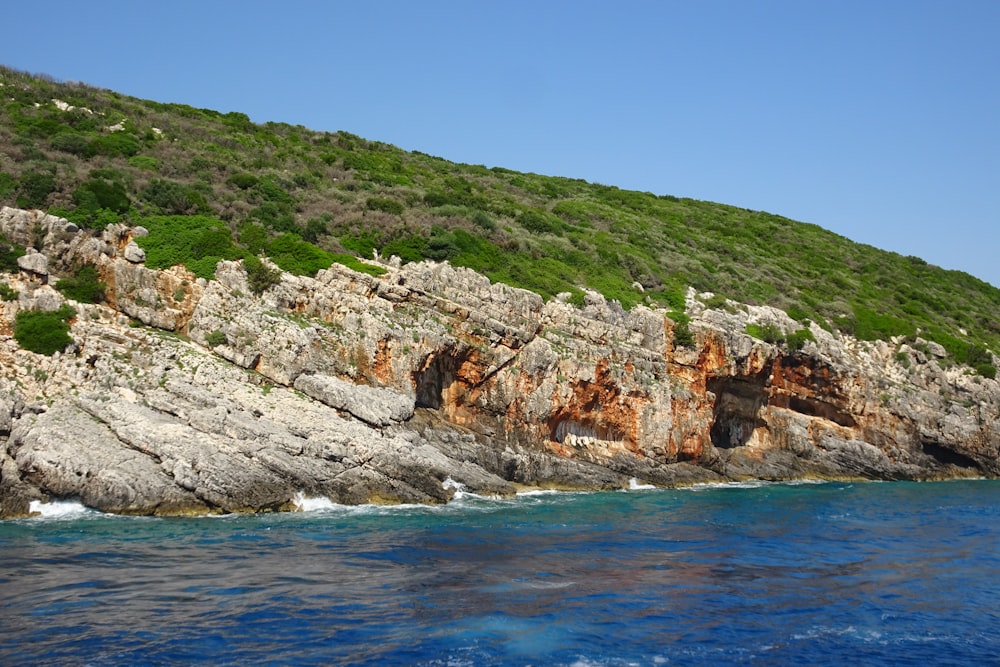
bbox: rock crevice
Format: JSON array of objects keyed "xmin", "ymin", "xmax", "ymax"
[{"xmin": 1, "ymin": 206, "xmax": 997, "ymax": 517}]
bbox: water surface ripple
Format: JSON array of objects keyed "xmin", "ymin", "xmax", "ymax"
[{"xmin": 2, "ymin": 481, "xmax": 998, "ymax": 665}]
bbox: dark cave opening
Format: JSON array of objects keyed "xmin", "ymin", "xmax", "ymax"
[
  {"xmin": 708, "ymin": 376, "xmax": 768, "ymax": 449},
  {"xmin": 921, "ymin": 441, "xmax": 981, "ymax": 470}
]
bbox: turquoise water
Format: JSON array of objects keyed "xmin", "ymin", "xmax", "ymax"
[{"xmin": 2, "ymin": 480, "xmax": 999, "ymax": 666}]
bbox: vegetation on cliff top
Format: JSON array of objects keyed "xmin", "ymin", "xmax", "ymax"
[{"xmin": 1, "ymin": 65, "xmax": 998, "ymax": 371}]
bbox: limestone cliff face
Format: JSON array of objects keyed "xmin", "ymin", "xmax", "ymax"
[{"xmin": 1, "ymin": 206, "xmax": 997, "ymax": 517}]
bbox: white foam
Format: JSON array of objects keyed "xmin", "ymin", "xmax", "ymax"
[
  {"xmin": 442, "ymin": 477, "xmax": 465, "ymax": 491},
  {"xmin": 682, "ymin": 479, "xmax": 832, "ymax": 492},
  {"xmin": 627, "ymin": 478, "xmax": 656, "ymax": 490},
  {"xmin": 28, "ymin": 499, "xmax": 91, "ymax": 518},
  {"xmin": 292, "ymin": 492, "xmax": 337, "ymax": 512},
  {"xmin": 514, "ymin": 488, "xmax": 597, "ymax": 498}
]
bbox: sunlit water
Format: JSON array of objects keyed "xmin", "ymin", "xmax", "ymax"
[{"xmin": 2, "ymin": 480, "xmax": 999, "ymax": 666}]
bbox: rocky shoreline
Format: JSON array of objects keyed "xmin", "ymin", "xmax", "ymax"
[{"xmin": 1, "ymin": 206, "xmax": 997, "ymax": 517}]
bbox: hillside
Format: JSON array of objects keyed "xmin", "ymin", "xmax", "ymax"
[{"xmin": 0, "ymin": 65, "xmax": 997, "ymax": 375}]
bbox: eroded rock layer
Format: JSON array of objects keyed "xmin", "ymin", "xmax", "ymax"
[{"xmin": 1, "ymin": 206, "xmax": 997, "ymax": 517}]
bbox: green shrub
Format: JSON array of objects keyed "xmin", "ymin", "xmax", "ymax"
[
  {"xmin": 50, "ymin": 206, "xmax": 123, "ymax": 231},
  {"xmin": 73, "ymin": 177, "xmax": 130, "ymax": 214},
  {"xmin": 128, "ymin": 155, "xmax": 159, "ymax": 171},
  {"xmin": 17, "ymin": 172, "xmax": 56, "ymax": 209},
  {"xmin": 975, "ymin": 363, "xmax": 997, "ymax": 379},
  {"xmin": 134, "ymin": 215, "xmax": 245, "ymax": 279},
  {"xmin": 470, "ymin": 209, "xmax": 496, "ymax": 231},
  {"xmin": 250, "ymin": 201, "xmax": 297, "ymax": 232},
  {"xmin": 237, "ymin": 222, "xmax": 269, "ymax": 255},
  {"xmin": 204, "ymin": 329, "xmax": 227, "ymax": 347},
  {"xmin": 519, "ymin": 209, "xmax": 562, "ymax": 235},
  {"xmin": 0, "ymin": 173, "xmax": 15, "ymax": 200},
  {"xmin": 425, "ymin": 227, "xmax": 458, "ymax": 261},
  {"xmin": 851, "ymin": 305, "xmax": 915, "ymax": 341},
  {"xmin": 256, "ymin": 177, "xmax": 294, "ymax": 206},
  {"xmin": 566, "ymin": 289, "xmax": 586, "ymax": 308},
  {"xmin": 227, "ymin": 172, "xmax": 259, "ymax": 189},
  {"xmin": 785, "ymin": 304, "xmax": 811, "ymax": 323},
  {"xmin": 0, "ymin": 283, "xmax": 17, "ymax": 301},
  {"xmin": 366, "ymin": 197, "xmax": 405, "ymax": 215},
  {"xmin": 329, "ymin": 253, "xmax": 387, "ymax": 277},
  {"xmin": 786, "ymin": 327, "xmax": 816, "ymax": 352},
  {"xmin": 14, "ymin": 305, "xmax": 75, "ymax": 355},
  {"xmin": 965, "ymin": 344, "xmax": 997, "ymax": 378},
  {"xmin": 54, "ymin": 265, "xmax": 106, "ymax": 303},
  {"xmin": 302, "ymin": 216, "xmax": 329, "ymax": 244},
  {"xmin": 143, "ymin": 178, "xmax": 208, "ymax": 215},
  {"xmin": 89, "ymin": 132, "xmax": 140, "ymax": 157},
  {"xmin": 381, "ymin": 234, "xmax": 429, "ymax": 264},
  {"xmin": 266, "ymin": 233, "xmax": 334, "ymax": 276},
  {"xmin": 671, "ymin": 312, "xmax": 695, "ymax": 348},
  {"xmin": 702, "ymin": 294, "xmax": 728, "ymax": 310},
  {"xmin": 51, "ymin": 131, "xmax": 93, "ymax": 156},
  {"xmin": 0, "ymin": 235, "xmax": 26, "ymax": 272},
  {"xmin": 746, "ymin": 323, "xmax": 783, "ymax": 344},
  {"xmin": 243, "ymin": 255, "xmax": 282, "ymax": 295}
]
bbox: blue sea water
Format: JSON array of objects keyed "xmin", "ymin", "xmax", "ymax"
[{"xmin": 1, "ymin": 480, "xmax": 999, "ymax": 666}]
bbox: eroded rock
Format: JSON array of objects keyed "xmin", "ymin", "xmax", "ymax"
[{"xmin": 0, "ymin": 208, "xmax": 997, "ymax": 517}]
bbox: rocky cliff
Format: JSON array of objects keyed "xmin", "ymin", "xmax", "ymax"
[{"xmin": 1, "ymin": 207, "xmax": 997, "ymax": 517}]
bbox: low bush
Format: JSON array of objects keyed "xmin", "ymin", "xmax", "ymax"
[
  {"xmin": 786, "ymin": 327, "xmax": 816, "ymax": 352},
  {"xmin": 51, "ymin": 131, "xmax": 93, "ymax": 156},
  {"xmin": 54, "ymin": 265, "xmax": 106, "ymax": 303},
  {"xmin": 143, "ymin": 178, "xmax": 208, "ymax": 215},
  {"xmin": 746, "ymin": 323, "xmax": 783, "ymax": 344},
  {"xmin": 128, "ymin": 155, "xmax": 159, "ymax": 171},
  {"xmin": 73, "ymin": 177, "xmax": 130, "ymax": 214},
  {"xmin": 204, "ymin": 329, "xmax": 227, "ymax": 347},
  {"xmin": 966, "ymin": 344, "xmax": 997, "ymax": 379},
  {"xmin": 266, "ymin": 233, "xmax": 334, "ymax": 276},
  {"xmin": 134, "ymin": 215, "xmax": 245, "ymax": 279},
  {"xmin": 0, "ymin": 173, "xmax": 15, "ymax": 200},
  {"xmin": 671, "ymin": 312, "xmax": 695, "ymax": 348},
  {"xmin": 243, "ymin": 255, "xmax": 282, "ymax": 295},
  {"xmin": 519, "ymin": 209, "xmax": 563, "ymax": 235},
  {"xmin": 329, "ymin": 253, "xmax": 387, "ymax": 277},
  {"xmin": 226, "ymin": 172, "xmax": 259, "ymax": 189},
  {"xmin": 17, "ymin": 172, "xmax": 56, "ymax": 209},
  {"xmin": 15, "ymin": 305, "xmax": 75, "ymax": 355},
  {"xmin": 366, "ymin": 197, "xmax": 404, "ymax": 215},
  {"xmin": 0, "ymin": 283, "xmax": 17, "ymax": 300},
  {"xmin": 0, "ymin": 234, "xmax": 26, "ymax": 272},
  {"xmin": 89, "ymin": 132, "xmax": 140, "ymax": 157}
]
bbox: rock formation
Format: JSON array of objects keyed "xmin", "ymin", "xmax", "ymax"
[{"xmin": 1, "ymin": 206, "xmax": 997, "ymax": 517}]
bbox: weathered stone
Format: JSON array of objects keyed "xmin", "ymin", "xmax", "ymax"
[
  {"xmin": 0, "ymin": 206, "xmax": 997, "ymax": 518},
  {"xmin": 123, "ymin": 241, "xmax": 146, "ymax": 263},
  {"xmin": 17, "ymin": 249, "xmax": 48, "ymax": 278},
  {"xmin": 293, "ymin": 373, "xmax": 414, "ymax": 426}
]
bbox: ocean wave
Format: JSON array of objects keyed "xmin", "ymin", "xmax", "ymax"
[
  {"xmin": 27, "ymin": 499, "xmax": 95, "ymax": 519},
  {"xmin": 682, "ymin": 479, "xmax": 833, "ymax": 492}
]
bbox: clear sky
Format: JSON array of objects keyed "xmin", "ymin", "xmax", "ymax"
[{"xmin": 3, "ymin": 1, "xmax": 998, "ymax": 286}]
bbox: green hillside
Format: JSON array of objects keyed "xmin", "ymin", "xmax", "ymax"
[{"xmin": 1, "ymin": 65, "xmax": 997, "ymax": 373}]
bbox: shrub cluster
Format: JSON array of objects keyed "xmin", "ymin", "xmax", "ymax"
[
  {"xmin": 54, "ymin": 265, "xmax": 106, "ymax": 303},
  {"xmin": 15, "ymin": 305, "xmax": 76, "ymax": 355}
]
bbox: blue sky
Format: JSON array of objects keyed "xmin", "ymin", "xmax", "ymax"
[{"xmin": 4, "ymin": 1, "xmax": 999, "ymax": 286}]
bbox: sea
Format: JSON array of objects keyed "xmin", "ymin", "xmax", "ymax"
[{"xmin": 1, "ymin": 479, "xmax": 998, "ymax": 666}]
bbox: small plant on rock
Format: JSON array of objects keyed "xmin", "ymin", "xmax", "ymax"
[
  {"xmin": 204, "ymin": 330, "xmax": 227, "ymax": 347},
  {"xmin": 244, "ymin": 255, "xmax": 282, "ymax": 295},
  {"xmin": 54, "ymin": 265, "xmax": 106, "ymax": 303}
]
